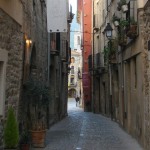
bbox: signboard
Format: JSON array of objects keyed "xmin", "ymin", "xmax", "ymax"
[{"xmin": 47, "ymin": 0, "xmax": 68, "ymax": 32}]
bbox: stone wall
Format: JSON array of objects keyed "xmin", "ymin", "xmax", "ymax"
[
  {"xmin": 0, "ymin": 8, "xmax": 23, "ymax": 113},
  {"xmin": 141, "ymin": 2, "xmax": 150, "ymax": 149},
  {"xmin": 18, "ymin": 0, "xmax": 48, "ymax": 127},
  {"xmin": 0, "ymin": 8, "xmax": 23, "ymax": 147}
]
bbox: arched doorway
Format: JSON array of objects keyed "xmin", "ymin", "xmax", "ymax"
[{"xmin": 68, "ymin": 88, "xmax": 76, "ymax": 98}]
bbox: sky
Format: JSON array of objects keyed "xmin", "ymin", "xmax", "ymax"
[
  {"xmin": 69, "ymin": 0, "xmax": 80, "ymax": 50},
  {"xmin": 69, "ymin": 0, "xmax": 77, "ymax": 14}
]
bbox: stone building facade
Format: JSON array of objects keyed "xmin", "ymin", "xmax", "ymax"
[
  {"xmin": 48, "ymin": 2, "xmax": 73, "ymax": 124},
  {"xmin": 0, "ymin": 0, "xmax": 72, "ymax": 147},
  {"xmin": 142, "ymin": 1, "xmax": 150, "ymax": 149},
  {"xmin": 0, "ymin": 0, "xmax": 48, "ymax": 147},
  {"xmin": 0, "ymin": 0, "xmax": 24, "ymax": 147},
  {"xmin": 68, "ymin": 50, "xmax": 83, "ymax": 105},
  {"xmin": 49, "ymin": 32, "xmax": 72, "ymax": 124},
  {"xmin": 92, "ymin": 0, "xmax": 150, "ymax": 149}
]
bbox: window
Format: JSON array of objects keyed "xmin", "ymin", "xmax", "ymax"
[
  {"xmin": 71, "ymin": 66, "xmax": 74, "ymax": 74},
  {"xmin": 70, "ymin": 77, "xmax": 74, "ymax": 84},
  {"xmin": 0, "ymin": 49, "xmax": 7, "ymax": 117},
  {"xmin": 77, "ymin": 36, "xmax": 80, "ymax": 45},
  {"xmin": 50, "ymin": 33, "xmax": 60, "ymax": 51},
  {"xmin": 50, "ymin": 33, "xmax": 56, "ymax": 50},
  {"xmin": 133, "ymin": 57, "xmax": 137, "ymax": 89},
  {"xmin": 71, "ymin": 57, "xmax": 75, "ymax": 63}
]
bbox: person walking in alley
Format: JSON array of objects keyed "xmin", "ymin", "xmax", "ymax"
[{"xmin": 75, "ymin": 95, "xmax": 80, "ymax": 107}]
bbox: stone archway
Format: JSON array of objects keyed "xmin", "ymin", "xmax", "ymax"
[{"xmin": 68, "ymin": 88, "xmax": 76, "ymax": 98}]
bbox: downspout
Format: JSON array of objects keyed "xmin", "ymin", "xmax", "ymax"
[
  {"xmin": 121, "ymin": 47, "xmax": 125, "ymax": 126},
  {"xmin": 124, "ymin": 61, "xmax": 127, "ymax": 119},
  {"xmin": 82, "ymin": 0, "xmax": 85, "ymax": 109},
  {"xmin": 48, "ymin": 33, "xmax": 50, "ymax": 85},
  {"xmin": 47, "ymin": 32, "xmax": 50, "ymax": 127},
  {"xmin": 109, "ymin": 63, "xmax": 113, "ymax": 120},
  {"xmin": 92, "ymin": 0, "xmax": 95, "ymax": 113},
  {"xmin": 109, "ymin": 41, "xmax": 113, "ymax": 120}
]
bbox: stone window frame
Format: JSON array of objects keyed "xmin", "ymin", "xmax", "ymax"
[{"xmin": 0, "ymin": 49, "xmax": 8, "ymax": 117}]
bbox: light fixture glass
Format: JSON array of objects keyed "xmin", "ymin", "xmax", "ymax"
[
  {"xmin": 26, "ymin": 39, "xmax": 32, "ymax": 45},
  {"xmin": 106, "ymin": 30, "xmax": 112, "ymax": 38},
  {"xmin": 104, "ymin": 23, "xmax": 113, "ymax": 39}
]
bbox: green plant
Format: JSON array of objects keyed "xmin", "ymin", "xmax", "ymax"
[
  {"xmin": 119, "ymin": 19, "xmax": 129, "ymax": 27},
  {"xmin": 117, "ymin": 0, "xmax": 126, "ymax": 10},
  {"xmin": 120, "ymin": 0, "xmax": 126, "ymax": 6},
  {"xmin": 103, "ymin": 39, "xmax": 118, "ymax": 64},
  {"xmin": 4, "ymin": 107, "xmax": 19, "ymax": 149},
  {"xmin": 23, "ymin": 78, "xmax": 50, "ymax": 130}
]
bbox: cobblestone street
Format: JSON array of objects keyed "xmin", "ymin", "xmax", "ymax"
[{"xmin": 33, "ymin": 98, "xmax": 143, "ymax": 150}]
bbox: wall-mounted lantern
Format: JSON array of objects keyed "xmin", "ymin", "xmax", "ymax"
[
  {"xmin": 104, "ymin": 23, "xmax": 113, "ymax": 39},
  {"xmin": 26, "ymin": 39, "xmax": 32, "ymax": 47}
]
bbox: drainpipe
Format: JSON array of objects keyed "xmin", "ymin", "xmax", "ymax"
[
  {"xmin": 124, "ymin": 61, "xmax": 127, "ymax": 119},
  {"xmin": 121, "ymin": 48, "xmax": 125, "ymax": 126},
  {"xmin": 48, "ymin": 33, "xmax": 50, "ymax": 86},
  {"xmin": 92, "ymin": 0, "xmax": 95, "ymax": 113},
  {"xmin": 109, "ymin": 63, "xmax": 113, "ymax": 120}
]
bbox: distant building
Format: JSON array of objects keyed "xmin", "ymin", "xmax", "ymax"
[
  {"xmin": 68, "ymin": 50, "xmax": 83, "ymax": 105},
  {"xmin": 47, "ymin": 0, "xmax": 73, "ymax": 124},
  {"xmin": 77, "ymin": 0, "xmax": 92, "ymax": 111}
]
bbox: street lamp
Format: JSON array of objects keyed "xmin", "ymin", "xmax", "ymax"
[
  {"xmin": 104, "ymin": 23, "xmax": 113, "ymax": 39},
  {"xmin": 104, "ymin": 23, "xmax": 113, "ymax": 120}
]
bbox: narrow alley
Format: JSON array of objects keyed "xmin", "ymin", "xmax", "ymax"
[{"xmin": 38, "ymin": 98, "xmax": 142, "ymax": 150}]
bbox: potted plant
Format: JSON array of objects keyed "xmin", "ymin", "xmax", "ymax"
[
  {"xmin": 119, "ymin": 19, "xmax": 129, "ymax": 28},
  {"xmin": 24, "ymin": 79, "xmax": 50, "ymax": 148},
  {"xmin": 126, "ymin": 17, "xmax": 138, "ymax": 38},
  {"xmin": 20, "ymin": 130, "xmax": 30, "ymax": 150},
  {"xmin": 112, "ymin": 15, "xmax": 120, "ymax": 27},
  {"xmin": 118, "ymin": 19, "xmax": 128, "ymax": 46},
  {"xmin": 118, "ymin": 0, "xmax": 128, "ymax": 12},
  {"xmin": 4, "ymin": 107, "xmax": 19, "ymax": 150},
  {"xmin": 117, "ymin": 2, "xmax": 122, "ymax": 11},
  {"xmin": 103, "ymin": 39, "xmax": 118, "ymax": 64}
]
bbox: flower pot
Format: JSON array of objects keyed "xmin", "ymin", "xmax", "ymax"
[
  {"xmin": 21, "ymin": 144, "xmax": 30, "ymax": 150},
  {"xmin": 126, "ymin": 25, "xmax": 137, "ymax": 38},
  {"xmin": 114, "ymin": 21, "xmax": 119, "ymax": 27},
  {"xmin": 31, "ymin": 130, "xmax": 46, "ymax": 148},
  {"xmin": 121, "ymin": 4, "xmax": 128, "ymax": 13},
  {"xmin": 130, "ymin": 24, "xmax": 137, "ymax": 33}
]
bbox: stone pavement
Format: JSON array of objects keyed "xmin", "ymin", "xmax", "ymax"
[{"xmin": 32, "ymin": 98, "xmax": 143, "ymax": 150}]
